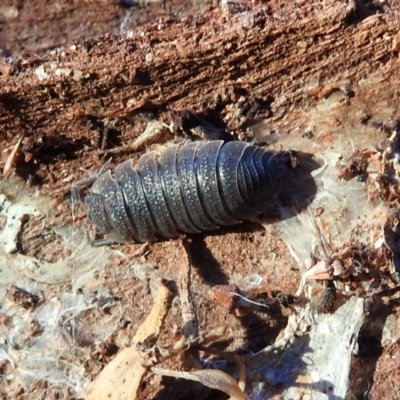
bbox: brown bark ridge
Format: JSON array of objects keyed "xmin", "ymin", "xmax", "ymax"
[{"xmin": 0, "ymin": 0, "xmax": 399, "ymax": 198}]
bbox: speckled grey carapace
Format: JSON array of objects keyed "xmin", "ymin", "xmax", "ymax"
[{"xmin": 77, "ymin": 140, "xmax": 318, "ymax": 246}]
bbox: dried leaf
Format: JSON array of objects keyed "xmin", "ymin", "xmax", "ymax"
[
  {"xmin": 81, "ymin": 281, "xmax": 174, "ymax": 400},
  {"xmin": 151, "ymin": 367, "xmax": 249, "ymax": 400}
]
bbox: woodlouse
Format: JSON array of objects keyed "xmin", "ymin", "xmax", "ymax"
[{"xmin": 74, "ymin": 140, "xmax": 317, "ymax": 246}]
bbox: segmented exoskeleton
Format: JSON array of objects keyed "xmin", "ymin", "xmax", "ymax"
[{"xmin": 74, "ymin": 140, "xmax": 307, "ymax": 246}]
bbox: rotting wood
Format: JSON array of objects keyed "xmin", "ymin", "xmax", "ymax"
[{"xmin": 0, "ymin": 0, "xmax": 398, "ymax": 144}]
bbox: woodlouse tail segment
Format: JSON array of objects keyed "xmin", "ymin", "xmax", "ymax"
[{"xmin": 218, "ymin": 141, "xmax": 260, "ymax": 221}]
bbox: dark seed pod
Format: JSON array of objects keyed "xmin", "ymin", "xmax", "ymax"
[{"xmin": 75, "ymin": 140, "xmax": 317, "ymax": 245}]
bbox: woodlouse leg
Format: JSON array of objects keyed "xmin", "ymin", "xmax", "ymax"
[{"xmin": 91, "ymin": 237, "xmax": 116, "ymax": 247}]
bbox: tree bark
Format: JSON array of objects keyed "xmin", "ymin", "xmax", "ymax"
[{"xmin": 1, "ymin": 1, "xmax": 398, "ymax": 144}]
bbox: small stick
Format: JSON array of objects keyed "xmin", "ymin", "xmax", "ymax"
[
  {"xmin": 3, "ymin": 137, "xmax": 23, "ymax": 176},
  {"xmin": 179, "ymin": 238, "xmax": 200, "ymax": 368}
]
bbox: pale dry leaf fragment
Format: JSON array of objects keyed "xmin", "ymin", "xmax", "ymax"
[
  {"xmin": 131, "ymin": 120, "xmax": 170, "ymax": 151},
  {"xmin": 199, "ymin": 346, "xmax": 246, "ymax": 392},
  {"xmin": 81, "ymin": 281, "xmax": 174, "ymax": 400},
  {"xmin": 151, "ymin": 367, "xmax": 250, "ymax": 400},
  {"xmin": 305, "ymin": 258, "xmax": 345, "ymax": 280}
]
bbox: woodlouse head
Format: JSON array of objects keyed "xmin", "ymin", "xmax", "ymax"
[
  {"xmin": 86, "ymin": 192, "xmax": 111, "ymax": 236},
  {"xmin": 86, "ymin": 170, "xmax": 129, "ymax": 244}
]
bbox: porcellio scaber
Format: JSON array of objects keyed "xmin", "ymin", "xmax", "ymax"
[{"xmin": 75, "ymin": 140, "xmax": 315, "ymax": 246}]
